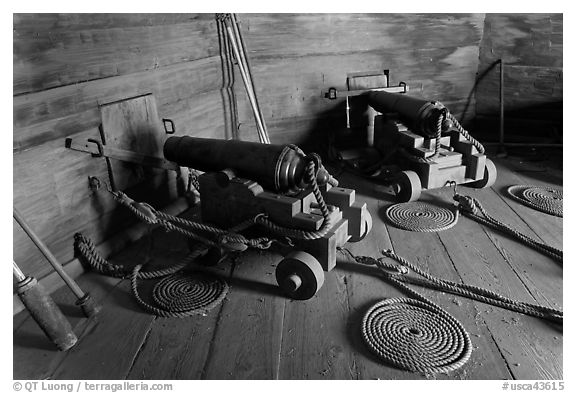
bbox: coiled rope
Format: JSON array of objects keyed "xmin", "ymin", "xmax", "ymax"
[
  {"xmin": 507, "ymin": 185, "xmax": 563, "ymax": 217},
  {"xmin": 384, "ymin": 201, "xmax": 458, "ymax": 232},
  {"xmin": 454, "ymin": 191, "xmax": 562, "ymax": 263},
  {"xmin": 362, "ymin": 298, "xmax": 472, "ymax": 374},
  {"xmin": 340, "ymin": 247, "xmax": 562, "ymax": 371},
  {"xmin": 341, "ymin": 248, "xmax": 472, "ymax": 373},
  {"xmin": 74, "ymin": 233, "xmax": 228, "ymax": 318}
]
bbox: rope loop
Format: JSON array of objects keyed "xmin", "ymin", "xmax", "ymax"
[
  {"xmin": 453, "ymin": 191, "xmax": 562, "ymax": 263},
  {"xmin": 75, "ymin": 233, "xmax": 228, "ymax": 318}
]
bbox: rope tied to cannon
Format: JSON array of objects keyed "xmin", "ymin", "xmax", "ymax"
[
  {"xmin": 74, "ymin": 233, "xmax": 228, "ymax": 318},
  {"xmin": 399, "ymin": 109, "xmax": 485, "ymax": 163}
]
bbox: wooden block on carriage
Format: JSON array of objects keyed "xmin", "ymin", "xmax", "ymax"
[
  {"xmin": 449, "ymin": 130, "xmax": 479, "ymax": 155},
  {"xmin": 418, "ymin": 162, "xmax": 467, "ymax": 189},
  {"xmin": 255, "ymin": 191, "xmax": 301, "ymax": 224},
  {"xmin": 199, "ymin": 173, "xmax": 263, "ymax": 227},
  {"xmin": 466, "ymin": 153, "xmax": 486, "ymax": 181},
  {"xmin": 398, "ymin": 129, "xmax": 425, "ymax": 149},
  {"xmin": 294, "ymin": 218, "xmax": 349, "ymax": 272}
]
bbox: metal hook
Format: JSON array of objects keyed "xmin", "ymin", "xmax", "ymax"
[
  {"xmin": 86, "ymin": 138, "xmax": 104, "ymax": 158},
  {"xmin": 445, "ymin": 180, "xmax": 458, "ymax": 197}
]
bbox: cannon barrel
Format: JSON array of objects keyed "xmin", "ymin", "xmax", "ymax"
[
  {"xmin": 366, "ymin": 91, "xmax": 447, "ymax": 138},
  {"xmin": 164, "ymin": 136, "xmax": 330, "ymax": 193}
]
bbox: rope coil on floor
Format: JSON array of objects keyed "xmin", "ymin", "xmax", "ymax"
[
  {"xmin": 362, "ymin": 297, "xmax": 472, "ymax": 374},
  {"xmin": 74, "ymin": 234, "xmax": 228, "ymax": 318},
  {"xmin": 340, "ymin": 245, "xmax": 563, "ymax": 373},
  {"xmin": 385, "ymin": 201, "xmax": 458, "ymax": 232},
  {"xmin": 507, "ymin": 185, "xmax": 563, "ymax": 217}
]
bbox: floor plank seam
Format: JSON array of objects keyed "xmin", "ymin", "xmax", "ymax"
[
  {"xmin": 275, "ymin": 296, "xmax": 287, "ymax": 380},
  {"xmin": 436, "ymin": 233, "xmax": 516, "ymax": 379},
  {"xmin": 199, "ymin": 260, "xmax": 237, "ymax": 379},
  {"xmin": 341, "ymin": 272, "xmax": 360, "ymax": 380},
  {"xmin": 122, "ymin": 316, "xmax": 157, "ymax": 380},
  {"xmin": 481, "ymin": 319, "xmax": 516, "ymax": 379},
  {"xmin": 480, "ymin": 226, "xmax": 550, "ymax": 307}
]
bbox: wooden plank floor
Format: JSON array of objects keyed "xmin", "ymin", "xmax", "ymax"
[{"xmin": 13, "ymin": 153, "xmax": 562, "ymax": 380}]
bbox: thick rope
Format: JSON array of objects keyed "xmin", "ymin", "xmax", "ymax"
[
  {"xmin": 507, "ymin": 185, "xmax": 563, "ymax": 217},
  {"xmin": 341, "ymin": 248, "xmax": 472, "ymax": 373},
  {"xmin": 398, "ymin": 111, "xmax": 444, "ymax": 164},
  {"xmin": 106, "ymin": 188, "xmax": 275, "ymax": 251},
  {"xmin": 454, "ymin": 193, "xmax": 563, "ymax": 263},
  {"xmin": 255, "ymin": 157, "xmax": 337, "ymax": 240},
  {"xmin": 74, "ymin": 233, "xmax": 228, "ymax": 318},
  {"xmin": 341, "ymin": 248, "xmax": 563, "ymax": 324},
  {"xmin": 384, "ymin": 201, "xmax": 459, "ymax": 232},
  {"xmin": 446, "ymin": 112, "xmax": 485, "ymax": 154},
  {"xmin": 362, "ymin": 297, "xmax": 472, "ymax": 374},
  {"xmin": 399, "ymin": 109, "xmax": 485, "ymax": 163}
]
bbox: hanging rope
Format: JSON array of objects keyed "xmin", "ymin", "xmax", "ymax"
[
  {"xmin": 74, "ymin": 233, "xmax": 228, "ymax": 318},
  {"xmin": 453, "ymin": 188, "xmax": 562, "ymax": 263},
  {"xmin": 507, "ymin": 185, "xmax": 563, "ymax": 217},
  {"xmin": 384, "ymin": 201, "xmax": 458, "ymax": 232}
]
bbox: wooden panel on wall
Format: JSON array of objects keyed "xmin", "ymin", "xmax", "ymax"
[
  {"xmin": 13, "ymin": 14, "xmax": 218, "ymax": 95},
  {"xmin": 13, "ymin": 56, "xmax": 223, "ymax": 151},
  {"xmin": 233, "ymin": 13, "xmax": 485, "ymax": 145},
  {"xmin": 478, "ymin": 13, "xmax": 562, "ymax": 69},
  {"xmin": 13, "ymin": 13, "xmax": 231, "ymax": 282},
  {"xmin": 239, "ymin": 13, "xmax": 485, "ymax": 58},
  {"xmin": 474, "ymin": 13, "xmax": 562, "ymax": 139}
]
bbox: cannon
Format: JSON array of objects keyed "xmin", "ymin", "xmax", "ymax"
[
  {"xmin": 366, "ymin": 91, "xmax": 497, "ymax": 202},
  {"xmin": 164, "ymin": 136, "xmax": 373, "ymax": 300}
]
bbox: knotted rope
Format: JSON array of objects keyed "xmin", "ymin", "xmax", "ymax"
[
  {"xmin": 74, "ymin": 233, "xmax": 228, "ymax": 318},
  {"xmin": 107, "ymin": 189, "xmax": 276, "ymax": 251},
  {"xmin": 454, "ymin": 192, "xmax": 563, "ymax": 263},
  {"xmin": 507, "ymin": 185, "xmax": 563, "ymax": 217},
  {"xmin": 384, "ymin": 201, "xmax": 458, "ymax": 232}
]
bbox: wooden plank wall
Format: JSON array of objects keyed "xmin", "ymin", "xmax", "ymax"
[
  {"xmin": 474, "ymin": 14, "xmax": 563, "ymax": 141},
  {"xmin": 232, "ymin": 13, "xmax": 486, "ymax": 145},
  {"xmin": 13, "ymin": 14, "xmax": 235, "ymax": 281}
]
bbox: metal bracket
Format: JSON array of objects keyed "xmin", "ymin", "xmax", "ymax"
[
  {"xmin": 162, "ymin": 118, "xmax": 176, "ymax": 134},
  {"xmin": 323, "ymin": 83, "xmax": 409, "ymax": 100},
  {"xmin": 65, "ymin": 137, "xmax": 180, "ymax": 172}
]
